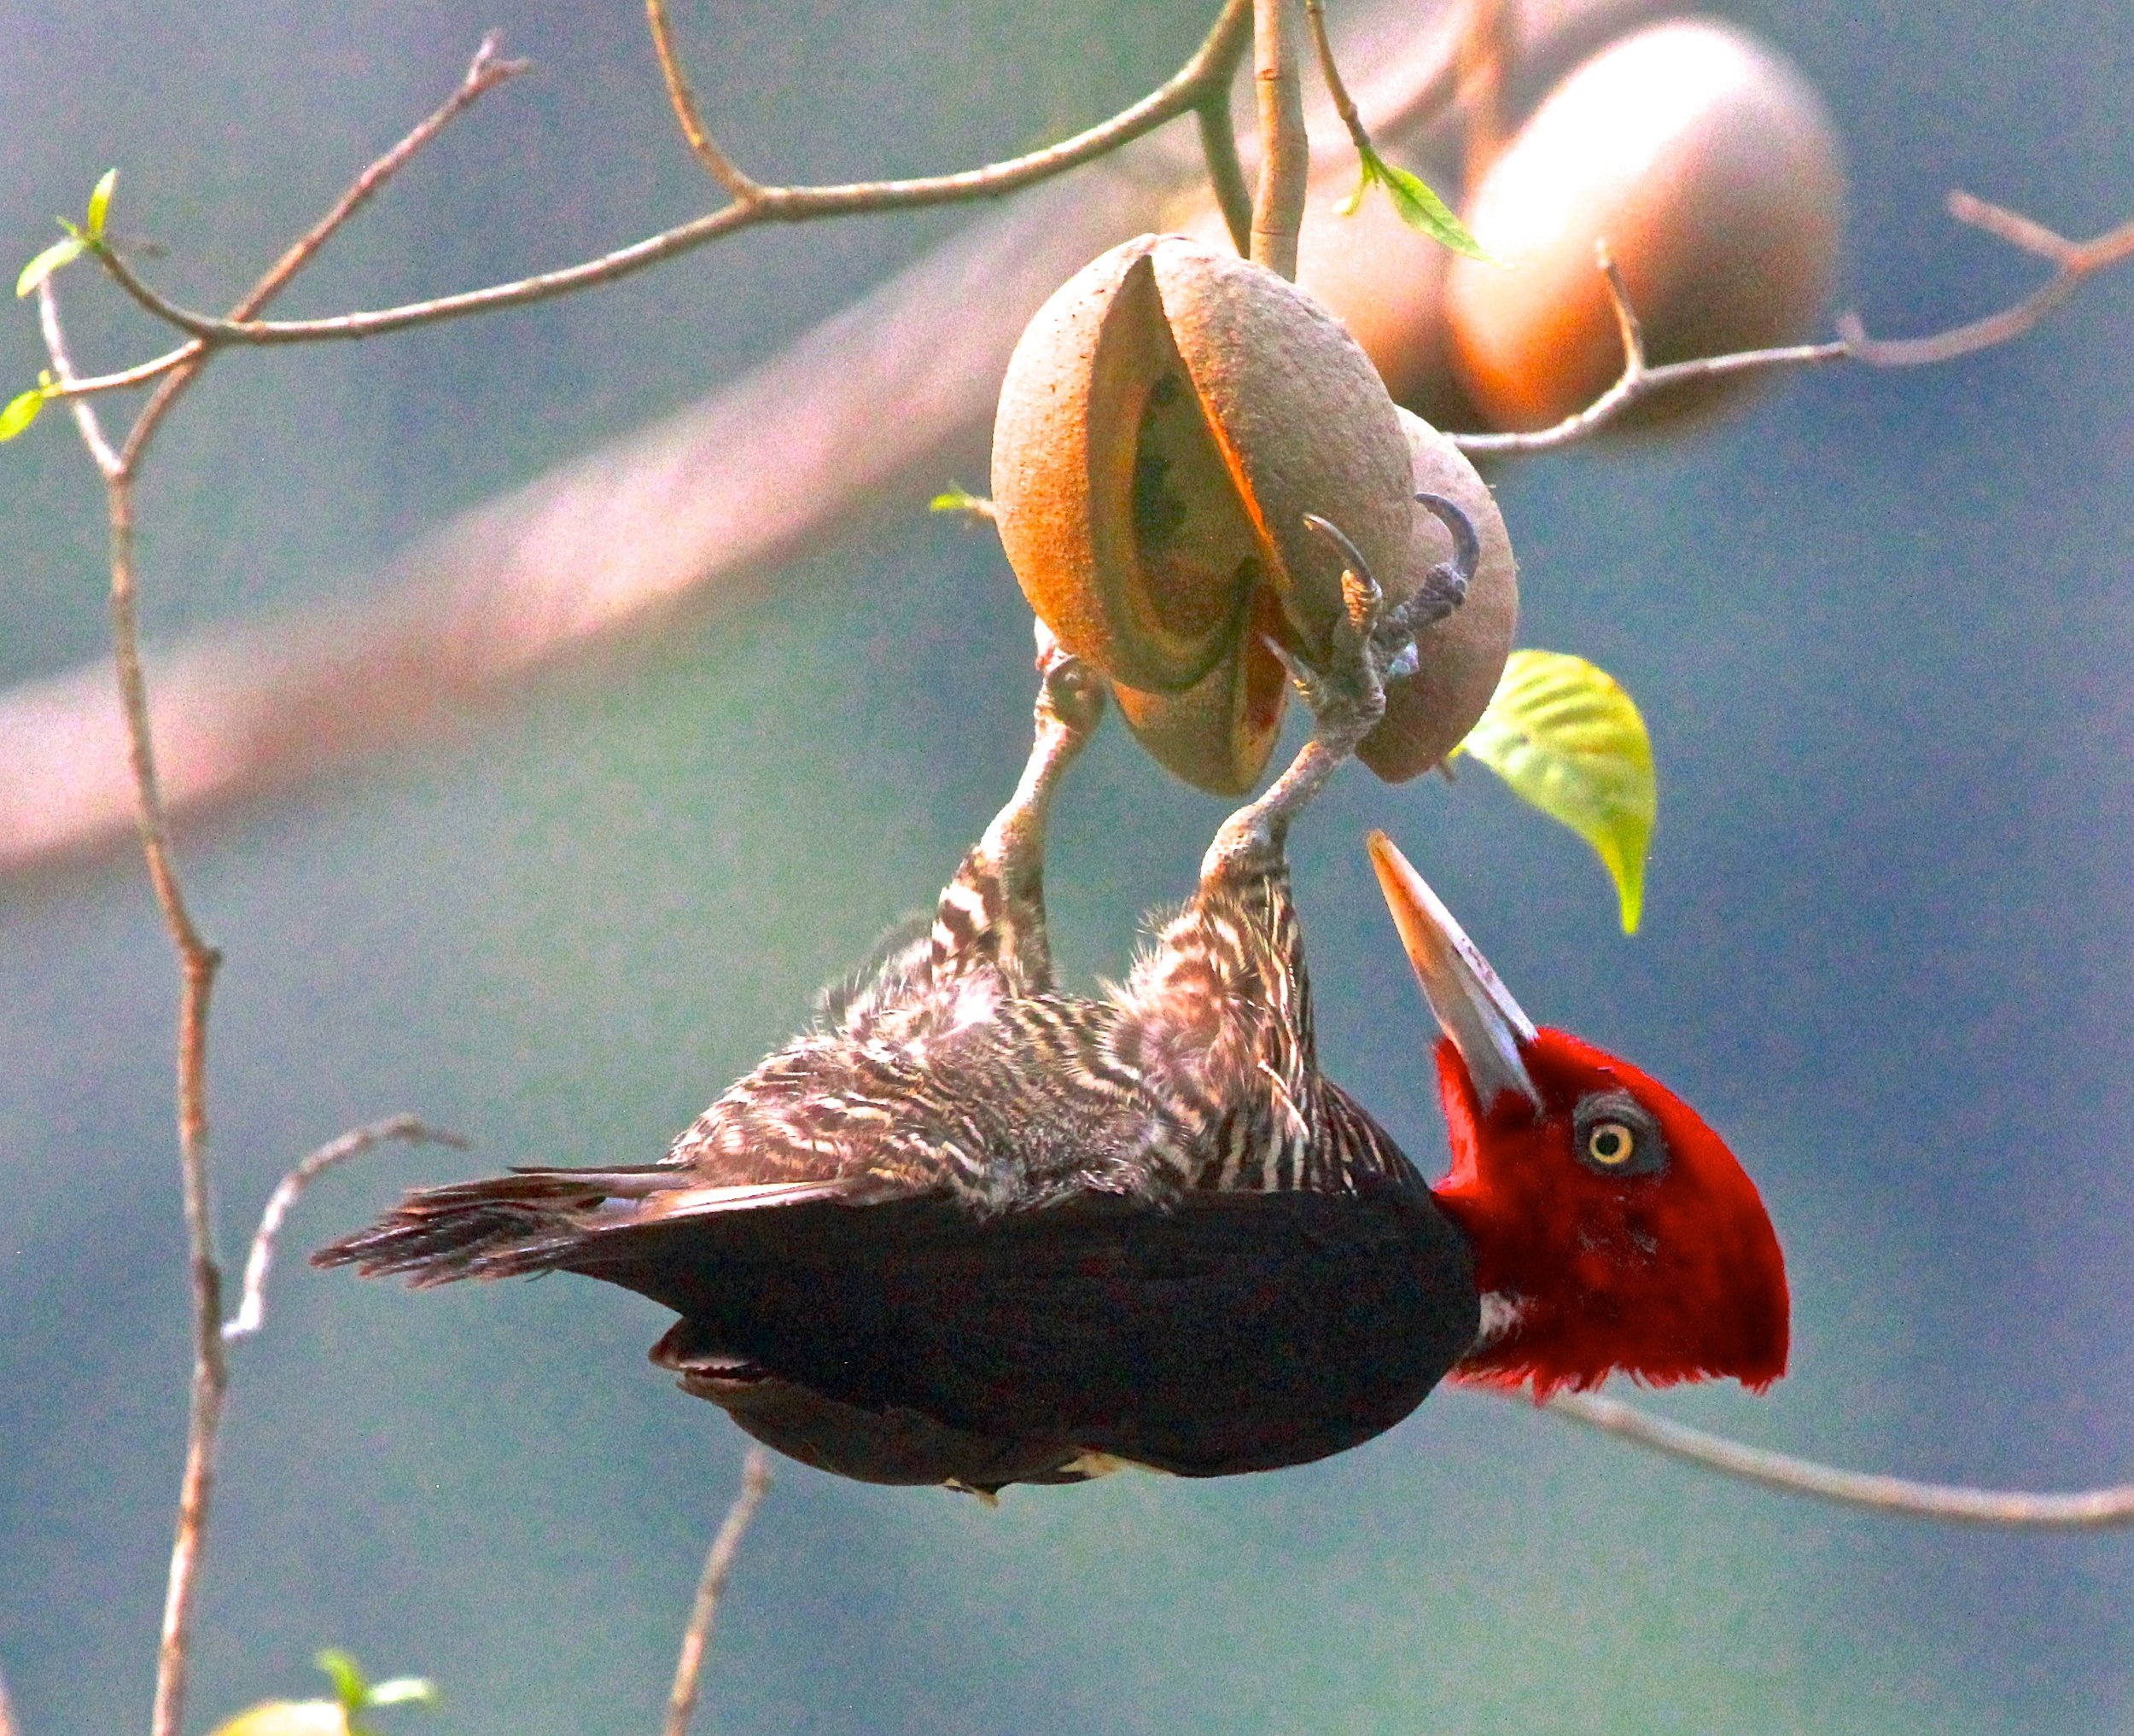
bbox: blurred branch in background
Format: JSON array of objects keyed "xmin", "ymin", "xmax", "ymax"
[
  {"xmin": 0, "ymin": 0, "xmax": 1657, "ymax": 888},
  {"xmin": 662, "ymin": 1448, "xmax": 774, "ymax": 1736}
]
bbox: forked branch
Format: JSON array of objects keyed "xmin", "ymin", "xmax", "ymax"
[
  {"xmin": 1452, "ymin": 193, "xmax": 2134, "ymax": 455},
  {"xmin": 63, "ymin": 0, "xmax": 1253, "ymax": 374}
]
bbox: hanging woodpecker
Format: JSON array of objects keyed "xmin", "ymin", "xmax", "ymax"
[{"xmin": 318, "ymin": 501, "xmax": 1787, "ymax": 1495}]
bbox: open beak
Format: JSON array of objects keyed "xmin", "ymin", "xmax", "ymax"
[{"xmin": 1367, "ymin": 831, "xmax": 1544, "ymax": 1116}]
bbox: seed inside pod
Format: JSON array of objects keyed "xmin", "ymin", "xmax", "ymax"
[{"xmin": 991, "ymin": 233, "xmax": 1414, "ymax": 694}]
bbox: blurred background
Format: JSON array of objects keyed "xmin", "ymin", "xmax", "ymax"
[{"xmin": 6, "ymin": 1, "xmax": 2134, "ymax": 1733}]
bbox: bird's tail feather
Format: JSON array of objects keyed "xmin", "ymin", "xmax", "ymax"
[{"xmin": 312, "ymin": 1167, "xmax": 856, "ymax": 1285}]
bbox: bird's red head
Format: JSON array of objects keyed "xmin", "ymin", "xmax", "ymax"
[{"xmin": 1367, "ymin": 832, "xmax": 1789, "ymax": 1401}]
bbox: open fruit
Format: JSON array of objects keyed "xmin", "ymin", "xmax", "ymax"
[{"xmin": 991, "ymin": 234, "xmax": 1414, "ymax": 692}]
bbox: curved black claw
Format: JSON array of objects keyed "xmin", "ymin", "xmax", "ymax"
[
  {"xmin": 1394, "ymin": 492, "xmax": 1479, "ymax": 632},
  {"xmin": 1301, "ymin": 511, "xmax": 1383, "ymax": 632}
]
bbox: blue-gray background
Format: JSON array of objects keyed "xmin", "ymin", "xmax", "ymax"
[{"xmin": 6, "ymin": 2, "xmax": 2134, "ymax": 1732}]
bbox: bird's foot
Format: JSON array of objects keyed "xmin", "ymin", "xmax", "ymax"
[
  {"xmin": 1198, "ymin": 496, "xmax": 1480, "ymax": 885},
  {"xmin": 1375, "ymin": 492, "xmax": 1477, "ymax": 674},
  {"xmin": 1034, "ymin": 619, "xmax": 1107, "ymax": 744}
]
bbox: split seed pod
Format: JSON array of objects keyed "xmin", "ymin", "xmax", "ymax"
[
  {"xmin": 1443, "ymin": 19, "xmax": 1845, "ymax": 433},
  {"xmin": 1110, "ymin": 407, "xmax": 1516, "ymax": 794},
  {"xmin": 991, "ymin": 234, "xmax": 1414, "ymax": 697}
]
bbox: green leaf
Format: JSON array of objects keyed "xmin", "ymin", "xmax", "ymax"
[
  {"xmin": 1344, "ymin": 142, "xmax": 1493, "ymax": 262},
  {"xmin": 362, "ymin": 1681, "xmax": 437, "ymax": 1710},
  {"xmin": 0, "ymin": 386, "xmax": 46, "ymax": 442},
  {"xmin": 207, "ymin": 1701, "xmax": 347, "ymax": 1736},
  {"xmin": 86, "ymin": 168, "xmax": 118, "ymax": 240},
  {"xmin": 928, "ymin": 486, "xmax": 994, "ymax": 519},
  {"xmin": 16, "ymin": 233, "xmax": 85, "ymax": 298},
  {"xmin": 315, "ymin": 1651, "xmax": 370, "ymax": 1712},
  {"xmin": 1457, "ymin": 650, "xmax": 1657, "ymax": 934}
]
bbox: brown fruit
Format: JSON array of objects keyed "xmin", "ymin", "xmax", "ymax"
[
  {"xmin": 990, "ymin": 234, "xmax": 1413, "ymax": 693},
  {"xmin": 1443, "ymin": 19, "xmax": 1845, "ymax": 433},
  {"xmin": 1175, "ymin": 163, "xmax": 1469, "ymax": 425}
]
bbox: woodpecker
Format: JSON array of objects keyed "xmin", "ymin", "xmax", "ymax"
[{"xmin": 318, "ymin": 502, "xmax": 1786, "ymax": 1494}]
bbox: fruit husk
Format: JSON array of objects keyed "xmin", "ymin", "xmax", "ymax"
[
  {"xmin": 1118, "ymin": 410, "xmax": 1517, "ymax": 794},
  {"xmin": 992, "ymin": 234, "xmax": 1414, "ymax": 693},
  {"xmin": 1356, "ymin": 409, "xmax": 1519, "ymax": 782}
]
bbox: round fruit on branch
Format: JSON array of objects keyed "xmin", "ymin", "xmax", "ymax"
[{"xmin": 992, "ymin": 235, "xmax": 1515, "ymax": 795}]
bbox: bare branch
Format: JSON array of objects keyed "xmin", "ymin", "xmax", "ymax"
[
  {"xmin": 41, "ymin": 41, "xmax": 527, "ymax": 412},
  {"xmin": 222, "ymin": 1117, "xmax": 469, "ymax": 1343},
  {"xmin": 46, "ymin": 345, "xmax": 196, "ymax": 401},
  {"xmin": 1251, "ymin": 0, "xmax": 1309, "ymax": 276},
  {"xmin": 89, "ymin": 0, "xmax": 1254, "ymax": 352},
  {"xmin": 1303, "ymin": 0, "xmax": 1372, "ymax": 162},
  {"xmin": 32, "ymin": 46, "xmax": 526, "ymax": 1736},
  {"xmin": 118, "ymin": 35, "xmax": 529, "ymax": 473},
  {"xmin": 35, "ymin": 282, "xmax": 120, "ymax": 477},
  {"xmin": 644, "ymin": 0, "xmax": 764, "ymax": 200},
  {"xmin": 662, "ymin": 1448, "xmax": 774, "ymax": 1736},
  {"xmin": 1453, "ymin": 196, "xmax": 2134, "ymax": 455},
  {"xmin": 1544, "ymin": 1392, "xmax": 2134, "ymax": 1527}
]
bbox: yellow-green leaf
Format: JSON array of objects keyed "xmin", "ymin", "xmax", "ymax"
[
  {"xmin": 16, "ymin": 233, "xmax": 84, "ymax": 298},
  {"xmin": 86, "ymin": 168, "xmax": 118, "ymax": 239},
  {"xmin": 1457, "ymin": 649, "xmax": 1656, "ymax": 934},
  {"xmin": 0, "ymin": 386, "xmax": 45, "ymax": 441},
  {"xmin": 207, "ymin": 1701, "xmax": 347, "ymax": 1736},
  {"xmin": 928, "ymin": 485, "xmax": 994, "ymax": 520},
  {"xmin": 1347, "ymin": 143, "xmax": 1492, "ymax": 262}
]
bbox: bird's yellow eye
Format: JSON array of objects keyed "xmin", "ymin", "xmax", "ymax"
[{"xmin": 1586, "ymin": 1121, "xmax": 1636, "ymax": 1167}]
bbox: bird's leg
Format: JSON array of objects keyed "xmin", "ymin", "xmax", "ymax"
[
  {"xmin": 928, "ymin": 621, "xmax": 1107, "ymax": 997},
  {"xmin": 1200, "ymin": 495, "xmax": 1479, "ymax": 886}
]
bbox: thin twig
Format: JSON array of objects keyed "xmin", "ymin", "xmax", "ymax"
[
  {"xmin": 1452, "ymin": 195, "xmax": 2134, "ymax": 455},
  {"xmin": 1251, "ymin": 0, "xmax": 1309, "ymax": 277},
  {"xmin": 116, "ymin": 37, "xmax": 528, "ymax": 473},
  {"xmin": 85, "ymin": 0, "xmax": 1255, "ymax": 352},
  {"xmin": 1303, "ymin": 0, "xmax": 1372, "ymax": 162},
  {"xmin": 222, "ymin": 1117, "xmax": 469, "ymax": 1343},
  {"xmin": 1836, "ymin": 190, "xmax": 2134, "ymax": 366},
  {"xmin": 0, "ymin": 1656, "xmax": 19, "ymax": 1736},
  {"xmin": 1544, "ymin": 1392, "xmax": 2134, "ymax": 1527},
  {"xmin": 644, "ymin": 0, "xmax": 764, "ymax": 199},
  {"xmin": 36, "ymin": 283, "xmax": 120, "ymax": 475},
  {"xmin": 662, "ymin": 1448, "xmax": 774, "ymax": 1736},
  {"xmin": 1196, "ymin": 96, "xmax": 1255, "ymax": 254}
]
